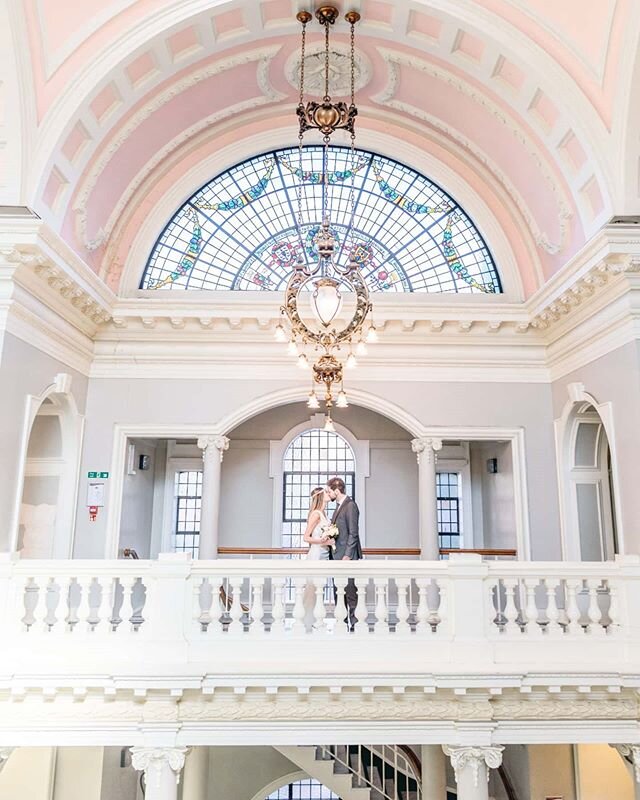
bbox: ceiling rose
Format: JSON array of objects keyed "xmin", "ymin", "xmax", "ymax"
[{"xmin": 285, "ymin": 42, "xmax": 371, "ymax": 98}]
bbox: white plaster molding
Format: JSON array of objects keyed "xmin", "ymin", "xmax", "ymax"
[
  {"xmin": 73, "ymin": 46, "xmax": 285, "ymax": 250},
  {"xmin": 284, "ymin": 41, "xmax": 372, "ymax": 96},
  {"xmin": 130, "ymin": 746, "xmax": 189, "ymax": 785},
  {"xmin": 442, "ymin": 745, "xmax": 504, "ymax": 786},
  {"xmin": 373, "ymin": 48, "xmax": 573, "ymax": 256},
  {"xmin": 611, "ymin": 743, "xmax": 640, "ymax": 783},
  {"xmin": 411, "ymin": 437, "xmax": 443, "ymax": 465},
  {"xmin": 197, "ymin": 435, "xmax": 230, "ymax": 461},
  {"xmin": 0, "ymin": 748, "xmax": 14, "ymax": 772}
]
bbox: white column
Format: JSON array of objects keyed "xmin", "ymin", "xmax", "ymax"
[
  {"xmin": 611, "ymin": 744, "xmax": 640, "ymax": 799},
  {"xmin": 197, "ymin": 435, "xmax": 230, "ymax": 559},
  {"xmin": 421, "ymin": 745, "xmax": 446, "ymax": 799},
  {"xmin": 443, "ymin": 745, "xmax": 503, "ymax": 800},
  {"xmin": 131, "ymin": 747, "xmax": 189, "ymax": 800},
  {"xmin": 411, "ymin": 437, "xmax": 442, "ymax": 560},
  {"xmin": 182, "ymin": 746, "xmax": 210, "ymax": 800},
  {"xmin": 0, "ymin": 748, "xmax": 14, "ymax": 772}
]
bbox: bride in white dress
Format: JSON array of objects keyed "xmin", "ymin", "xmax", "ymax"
[{"xmin": 302, "ymin": 487, "xmax": 331, "ymax": 631}]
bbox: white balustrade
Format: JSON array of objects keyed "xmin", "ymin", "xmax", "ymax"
[{"xmin": 0, "ymin": 555, "xmax": 637, "ymax": 681}]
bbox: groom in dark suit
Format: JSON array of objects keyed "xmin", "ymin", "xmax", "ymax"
[{"xmin": 326, "ymin": 476, "xmax": 362, "ymax": 630}]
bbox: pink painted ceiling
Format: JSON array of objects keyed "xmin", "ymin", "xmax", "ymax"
[{"xmin": 10, "ymin": 0, "xmax": 640, "ymax": 298}]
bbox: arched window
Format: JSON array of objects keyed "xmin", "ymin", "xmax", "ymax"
[
  {"xmin": 265, "ymin": 778, "xmax": 339, "ymax": 800},
  {"xmin": 282, "ymin": 429, "xmax": 355, "ymax": 552},
  {"xmin": 141, "ymin": 146, "xmax": 501, "ymax": 295}
]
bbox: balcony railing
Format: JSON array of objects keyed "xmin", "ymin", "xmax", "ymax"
[{"xmin": 1, "ymin": 553, "xmax": 638, "ymax": 682}]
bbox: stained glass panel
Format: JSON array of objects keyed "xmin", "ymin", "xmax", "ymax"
[{"xmin": 141, "ymin": 146, "xmax": 501, "ymax": 295}]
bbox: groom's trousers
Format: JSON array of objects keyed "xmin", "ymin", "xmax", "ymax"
[{"xmin": 333, "ymin": 579, "xmax": 358, "ymax": 629}]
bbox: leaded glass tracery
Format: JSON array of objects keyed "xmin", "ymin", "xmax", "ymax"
[{"xmin": 141, "ymin": 147, "xmax": 501, "ymax": 295}]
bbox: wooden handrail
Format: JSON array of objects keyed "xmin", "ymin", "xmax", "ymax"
[{"xmin": 216, "ymin": 547, "xmax": 517, "ymax": 557}]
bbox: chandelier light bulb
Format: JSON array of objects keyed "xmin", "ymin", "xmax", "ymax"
[
  {"xmin": 274, "ymin": 324, "xmax": 287, "ymax": 342},
  {"xmin": 311, "ymin": 278, "xmax": 343, "ymax": 328},
  {"xmin": 287, "ymin": 341, "xmax": 299, "ymax": 356},
  {"xmin": 336, "ymin": 390, "xmax": 349, "ymax": 408},
  {"xmin": 307, "ymin": 391, "xmax": 320, "ymax": 409},
  {"xmin": 346, "ymin": 352, "xmax": 357, "ymax": 369},
  {"xmin": 356, "ymin": 340, "xmax": 367, "ymax": 356},
  {"xmin": 297, "ymin": 353, "xmax": 309, "ymax": 369},
  {"xmin": 365, "ymin": 325, "xmax": 378, "ymax": 344},
  {"xmin": 324, "ymin": 415, "xmax": 336, "ymax": 433}
]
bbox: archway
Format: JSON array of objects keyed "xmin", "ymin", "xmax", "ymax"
[
  {"xmin": 13, "ymin": 376, "xmax": 84, "ymax": 559},
  {"xmin": 557, "ymin": 397, "xmax": 619, "ymax": 561}
]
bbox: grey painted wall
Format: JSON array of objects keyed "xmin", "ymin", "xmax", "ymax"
[
  {"xmin": 73, "ymin": 376, "xmax": 560, "ymax": 558},
  {"xmin": 0, "ymin": 332, "xmax": 88, "ymax": 551},
  {"xmin": 551, "ymin": 341, "xmax": 640, "ymax": 554}
]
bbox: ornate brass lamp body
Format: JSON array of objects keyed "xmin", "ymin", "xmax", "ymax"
[{"xmin": 278, "ymin": 5, "xmax": 376, "ymax": 428}]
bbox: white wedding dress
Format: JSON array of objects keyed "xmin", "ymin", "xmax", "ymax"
[{"xmin": 303, "ymin": 513, "xmax": 330, "ymax": 631}]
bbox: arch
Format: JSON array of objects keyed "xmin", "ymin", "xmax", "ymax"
[
  {"xmin": 554, "ymin": 383, "xmax": 622, "ymax": 560},
  {"xmin": 268, "ymin": 414, "xmax": 370, "ymax": 548},
  {"xmin": 118, "ymin": 122, "xmax": 526, "ymax": 298},
  {"xmin": 248, "ymin": 772, "xmax": 323, "ymax": 800},
  {"xmin": 10, "ymin": 374, "xmax": 84, "ymax": 558},
  {"xmin": 139, "ymin": 145, "xmax": 502, "ymax": 297}
]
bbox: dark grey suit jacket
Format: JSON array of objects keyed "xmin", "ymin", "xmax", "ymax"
[{"xmin": 330, "ymin": 497, "xmax": 362, "ymax": 560}]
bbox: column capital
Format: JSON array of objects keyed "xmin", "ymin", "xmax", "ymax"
[
  {"xmin": 0, "ymin": 748, "xmax": 14, "ymax": 772},
  {"xmin": 197, "ymin": 435, "xmax": 230, "ymax": 461},
  {"xmin": 130, "ymin": 747, "xmax": 189, "ymax": 786},
  {"xmin": 411, "ymin": 437, "xmax": 443, "ymax": 464},
  {"xmin": 442, "ymin": 745, "xmax": 504, "ymax": 787},
  {"xmin": 611, "ymin": 744, "xmax": 640, "ymax": 782}
]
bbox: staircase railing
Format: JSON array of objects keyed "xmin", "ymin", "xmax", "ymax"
[{"xmin": 318, "ymin": 744, "xmax": 421, "ymax": 800}]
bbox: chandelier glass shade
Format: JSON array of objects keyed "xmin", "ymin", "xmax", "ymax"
[{"xmin": 278, "ymin": 5, "xmax": 376, "ymax": 429}]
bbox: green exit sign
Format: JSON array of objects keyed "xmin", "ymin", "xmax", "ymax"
[{"xmin": 88, "ymin": 471, "xmax": 109, "ymax": 479}]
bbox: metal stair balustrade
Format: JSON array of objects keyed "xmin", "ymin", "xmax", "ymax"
[{"xmin": 275, "ymin": 744, "xmax": 421, "ymax": 800}]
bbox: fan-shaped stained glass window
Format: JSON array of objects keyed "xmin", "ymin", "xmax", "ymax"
[{"xmin": 141, "ymin": 146, "xmax": 501, "ymax": 294}]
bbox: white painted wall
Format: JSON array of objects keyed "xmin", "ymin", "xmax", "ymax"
[{"xmin": 205, "ymin": 746, "xmax": 297, "ymax": 800}]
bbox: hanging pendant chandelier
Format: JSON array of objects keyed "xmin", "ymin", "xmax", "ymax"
[{"xmin": 276, "ymin": 5, "xmax": 378, "ymax": 431}]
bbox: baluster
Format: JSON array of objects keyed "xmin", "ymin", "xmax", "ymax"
[
  {"xmin": 502, "ymin": 578, "xmax": 519, "ymax": 634},
  {"xmin": 251, "ymin": 578, "xmax": 265, "ymax": 634},
  {"xmin": 565, "ymin": 578, "xmax": 582, "ymax": 635},
  {"xmin": 119, "ymin": 575, "xmax": 136, "ymax": 632},
  {"xmin": 51, "ymin": 576, "xmax": 72, "ymax": 636},
  {"xmin": 606, "ymin": 580, "xmax": 619, "ymax": 634},
  {"xmin": 544, "ymin": 578, "xmax": 562, "ymax": 637},
  {"xmin": 96, "ymin": 576, "xmax": 114, "ymax": 634},
  {"xmin": 75, "ymin": 576, "xmax": 93, "ymax": 633},
  {"xmin": 313, "ymin": 576, "xmax": 326, "ymax": 631},
  {"xmin": 333, "ymin": 576, "xmax": 348, "ymax": 637},
  {"xmin": 288, "ymin": 577, "xmax": 305, "ymax": 634},
  {"xmin": 271, "ymin": 577, "xmax": 286, "ymax": 632},
  {"xmin": 32, "ymin": 577, "xmax": 50, "ymax": 632},
  {"xmin": 373, "ymin": 578, "xmax": 388, "ymax": 635},
  {"xmin": 435, "ymin": 579, "xmax": 447, "ymax": 634},
  {"xmin": 524, "ymin": 578, "xmax": 542, "ymax": 636},
  {"xmin": 354, "ymin": 577, "xmax": 368, "ymax": 635},
  {"xmin": 227, "ymin": 576, "xmax": 244, "ymax": 635},
  {"xmin": 395, "ymin": 577, "xmax": 410, "ymax": 633},
  {"xmin": 586, "ymin": 579, "xmax": 605, "ymax": 636},
  {"xmin": 415, "ymin": 577, "xmax": 429, "ymax": 633},
  {"xmin": 192, "ymin": 577, "xmax": 206, "ymax": 633}
]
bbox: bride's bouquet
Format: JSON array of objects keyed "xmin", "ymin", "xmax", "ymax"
[{"xmin": 322, "ymin": 523, "xmax": 340, "ymax": 549}]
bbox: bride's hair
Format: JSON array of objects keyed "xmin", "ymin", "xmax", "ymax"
[{"xmin": 308, "ymin": 486, "xmax": 325, "ymax": 517}]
